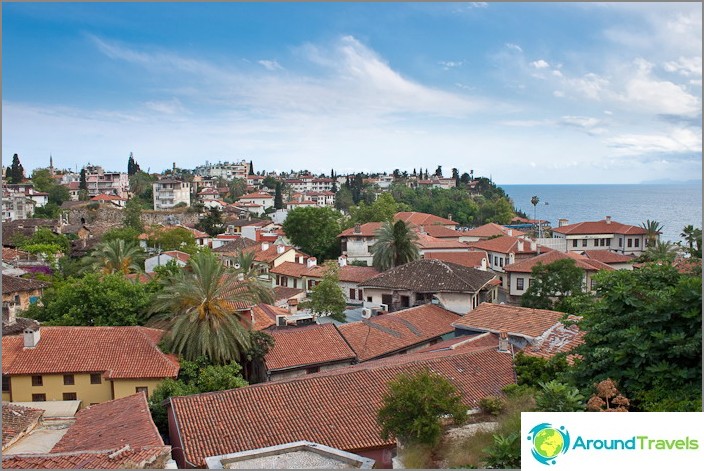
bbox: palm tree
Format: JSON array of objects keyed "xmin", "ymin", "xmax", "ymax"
[
  {"xmin": 85, "ymin": 239, "xmax": 144, "ymax": 275},
  {"xmin": 640, "ymin": 219, "xmax": 663, "ymax": 248},
  {"xmin": 531, "ymin": 195, "xmax": 540, "ymax": 237},
  {"xmin": 150, "ymin": 251, "xmax": 273, "ymax": 364},
  {"xmin": 643, "ymin": 240, "xmax": 678, "ymax": 263},
  {"xmin": 371, "ymin": 220, "xmax": 420, "ymax": 271},
  {"xmin": 680, "ymin": 225, "xmax": 702, "ymax": 258}
]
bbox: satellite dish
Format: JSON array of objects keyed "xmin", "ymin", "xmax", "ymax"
[{"xmin": 234, "ymin": 263, "xmax": 241, "ymax": 269}]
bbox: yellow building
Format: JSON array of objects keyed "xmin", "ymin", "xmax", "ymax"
[{"xmin": 2, "ymin": 326, "xmax": 179, "ymax": 407}]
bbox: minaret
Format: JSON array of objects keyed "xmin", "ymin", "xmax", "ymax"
[{"xmin": 49, "ymin": 154, "xmax": 55, "ymax": 176}]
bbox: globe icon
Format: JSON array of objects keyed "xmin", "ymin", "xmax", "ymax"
[{"xmin": 533, "ymin": 428, "xmax": 564, "ymax": 459}]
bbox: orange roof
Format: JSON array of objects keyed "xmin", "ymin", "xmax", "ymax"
[
  {"xmin": 394, "ymin": 212, "xmax": 455, "ymax": 227},
  {"xmin": 168, "ymin": 345, "xmax": 515, "ymax": 467},
  {"xmin": 553, "ymin": 219, "xmax": 648, "ymax": 236},
  {"xmin": 504, "ymin": 250, "xmax": 614, "ymax": 273},
  {"xmin": 269, "ymin": 261, "xmax": 313, "ymax": 278},
  {"xmin": 246, "ymin": 303, "xmax": 287, "ymax": 331},
  {"xmin": 337, "ymin": 304, "xmax": 459, "ymax": 361},
  {"xmin": 2, "ymin": 403, "xmax": 43, "ymax": 449},
  {"xmin": 243, "ymin": 244, "xmax": 295, "ymax": 264},
  {"xmin": 271, "ymin": 263, "xmax": 380, "ymax": 284},
  {"xmin": 265, "ymin": 324, "xmax": 356, "ymax": 371},
  {"xmin": 423, "ymin": 251, "xmax": 487, "ymax": 269},
  {"xmin": 416, "ymin": 232, "xmax": 468, "ymax": 250},
  {"xmin": 452, "ymin": 302, "xmax": 566, "ymax": 339},
  {"xmin": 90, "ymin": 194, "xmax": 126, "ymax": 201},
  {"xmin": 580, "ymin": 250, "xmax": 636, "ymax": 264},
  {"xmin": 337, "ymin": 222, "xmax": 383, "ymax": 238},
  {"xmin": 419, "ymin": 225, "xmax": 466, "ymax": 239},
  {"xmin": 521, "ymin": 317, "xmax": 585, "ymax": 360},
  {"xmin": 463, "ymin": 223, "xmax": 525, "ymax": 239},
  {"xmin": 2, "ymin": 327, "xmax": 179, "ymax": 379},
  {"xmin": 468, "ymin": 235, "xmax": 548, "ymax": 255},
  {"xmin": 336, "ymin": 265, "xmax": 380, "ymax": 283},
  {"xmin": 161, "ymin": 250, "xmax": 191, "ymax": 263},
  {"xmin": 2, "ymin": 447, "xmax": 170, "ymax": 469},
  {"xmin": 52, "ymin": 393, "xmax": 164, "ymax": 453},
  {"xmin": 239, "ymin": 192, "xmax": 273, "ymax": 200}
]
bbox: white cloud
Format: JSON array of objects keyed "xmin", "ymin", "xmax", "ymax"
[
  {"xmin": 144, "ymin": 98, "xmax": 186, "ymax": 115},
  {"xmin": 439, "ymin": 60, "xmax": 463, "ymax": 70},
  {"xmin": 530, "ymin": 59, "xmax": 550, "ymax": 69},
  {"xmin": 505, "ymin": 43, "xmax": 523, "ymax": 53},
  {"xmin": 607, "ymin": 127, "xmax": 702, "ymax": 155},
  {"xmin": 663, "ymin": 56, "xmax": 702, "ymax": 77},
  {"xmin": 470, "ymin": 2, "xmax": 488, "ymax": 8},
  {"xmin": 257, "ymin": 60, "xmax": 283, "ymax": 71}
]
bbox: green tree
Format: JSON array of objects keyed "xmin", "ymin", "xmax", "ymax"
[
  {"xmin": 227, "ymin": 178, "xmax": 248, "ymax": 201},
  {"xmin": 640, "ymin": 240, "xmax": 679, "ymax": 263},
  {"xmin": 84, "ymin": 239, "xmax": 145, "ymax": 275},
  {"xmin": 148, "ymin": 357, "xmax": 248, "ymax": 433},
  {"xmin": 305, "ymin": 264, "xmax": 347, "ymax": 322},
  {"xmin": 129, "ymin": 171, "xmax": 155, "ymax": 207},
  {"xmin": 680, "ymin": 225, "xmax": 702, "ymax": 257},
  {"xmin": 127, "ymin": 152, "xmax": 140, "ymax": 176},
  {"xmin": 535, "ymin": 380, "xmax": 585, "ymax": 412},
  {"xmin": 149, "ymin": 252, "xmax": 271, "ymax": 364},
  {"xmin": 101, "ymin": 227, "xmax": 141, "ymax": 244},
  {"xmin": 241, "ymin": 330, "xmax": 276, "ymax": 384},
  {"xmin": 195, "ymin": 207, "xmax": 225, "ymax": 237},
  {"xmin": 24, "ymin": 273, "xmax": 155, "ymax": 326},
  {"xmin": 79, "ymin": 168, "xmax": 88, "ymax": 191},
  {"xmin": 274, "ymin": 182, "xmax": 283, "ymax": 209},
  {"xmin": 282, "ymin": 206, "xmax": 342, "ymax": 261},
  {"xmin": 262, "ymin": 175, "xmax": 278, "ymax": 189},
  {"xmin": 521, "ymin": 258, "xmax": 585, "ymax": 311},
  {"xmin": 640, "ymin": 219, "xmax": 663, "ymax": 247},
  {"xmin": 19, "ymin": 228, "xmax": 70, "ymax": 254},
  {"xmin": 570, "ymin": 265, "xmax": 702, "ymax": 411},
  {"xmin": 146, "ymin": 226, "xmax": 196, "ymax": 252},
  {"xmin": 377, "ymin": 369, "xmax": 468, "ymax": 446},
  {"xmin": 482, "ymin": 433, "xmax": 521, "ymax": 470},
  {"xmin": 334, "ymin": 186, "xmax": 354, "ymax": 211},
  {"xmin": 10, "ymin": 154, "xmax": 25, "ymax": 183},
  {"xmin": 349, "ymin": 192, "xmax": 406, "ymax": 224},
  {"xmin": 513, "ymin": 352, "xmax": 570, "ymax": 388},
  {"xmin": 30, "ymin": 168, "xmax": 54, "ymax": 192},
  {"xmin": 371, "ymin": 220, "xmax": 420, "ymax": 271},
  {"xmin": 123, "ymin": 198, "xmax": 144, "ymax": 232},
  {"xmin": 47, "ymin": 185, "xmax": 70, "ymax": 207}
]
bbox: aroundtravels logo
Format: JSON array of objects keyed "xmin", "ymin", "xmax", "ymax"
[{"xmin": 526, "ymin": 423, "xmax": 571, "ymax": 465}]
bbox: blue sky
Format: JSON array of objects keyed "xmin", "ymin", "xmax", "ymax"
[{"xmin": 2, "ymin": 2, "xmax": 701, "ymax": 184}]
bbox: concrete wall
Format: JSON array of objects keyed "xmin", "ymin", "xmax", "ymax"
[
  {"xmin": 434, "ymin": 292, "xmax": 474, "ymax": 315},
  {"xmin": 2, "ymin": 288, "xmax": 44, "ymax": 311},
  {"xmin": 112, "ymin": 378, "xmax": 167, "ymax": 400}
]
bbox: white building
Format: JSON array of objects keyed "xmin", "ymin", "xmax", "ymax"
[
  {"xmin": 83, "ymin": 165, "xmax": 130, "ymax": 199},
  {"xmin": 194, "ymin": 160, "xmax": 250, "ymax": 181},
  {"xmin": 144, "ymin": 250, "xmax": 191, "ymax": 273},
  {"xmin": 237, "ymin": 192, "xmax": 273, "ymax": 215},
  {"xmin": 152, "ymin": 179, "xmax": 191, "ymax": 210},
  {"xmin": 551, "ymin": 216, "xmax": 650, "ymax": 256}
]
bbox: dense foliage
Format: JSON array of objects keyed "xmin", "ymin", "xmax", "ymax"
[
  {"xmin": 371, "ymin": 220, "xmax": 420, "ymax": 271},
  {"xmin": 377, "ymin": 369, "xmax": 467, "ymax": 446},
  {"xmin": 303, "ymin": 264, "xmax": 347, "ymax": 322},
  {"xmin": 282, "ymin": 206, "xmax": 342, "ymax": 261},
  {"xmin": 520, "ymin": 258, "xmax": 585, "ymax": 311}
]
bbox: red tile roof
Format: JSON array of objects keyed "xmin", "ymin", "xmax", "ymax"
[
  {"xmin": 2, "ymin": 327, "xmax": 179, "ymax": 379},
  {"xmin": 521, "ymin": 316, "xmax": 585, "ymax": 360},
  {"xmin": 52, "ymin": 393, "xmax": 163, "ymax": 453},
  {"xmin": 553, "ymin": 219, "xmax": 648, "ymax": 236},
  {"xmin": 412, "ymin": 332, "xmax": 493, "ymax": 353},
  {"xmin": 463, "ymin": 223, "xmax": 525, "ymax": 238},
  {"xmin": 269, "ymin": 261, "xmax": 312, "ymax": 278},
  {"xmin": 273, "ymin": 287, "xmax": 305, "ymax": 302},
  {"xmin": 1, "ymin": 275, "xmax": 49, "ymax": 295},
  {"xmin": 161, "ymin": 250, "xmax": 191, "ymax": 263},
  {"xmin": 336, "ymin": 265, "xmax": 381, "ymax": 283},
  {"xmin": 2, "ymin": 446, "xmax": 171, "ymax": 469},
  {"xmin": 168, "ymin": 345, "xmax": 515, "ymax": 467},
  {"xmin": 138, "ymin": 225, "xmax": 208, "ymax": 240},
  {"xmin": 467, "ymin": 235, "xmax": 549, "ymax": 255},
  {"xmin": 239, "ymin": 192, "xmax": 273, "ymax": 200},
  {"xmin": 580, "ymin": 250, "xmax": 636, "ymax": 264},
  {"xmin": 504, "ymin": 250, "xmax": 614, "ymax": 273},
  {"xmin": 2, "ymin": 248, "xmax": 30, "ymax": 262},
  {"xmin": 394, "ymin": 212, "xmax": 455, "ymax": 227},
  {"xmin": 90, "ymin": 194, "xmax": 126, "ymax": 201},
  {"xmin": 419, "ymin": 225, "xmax": 466, "ymax": 239},
  {"xmin": 337, "ymin": 304, "xmax": 459, "ymax": 361},
  {"xmin": 243, "ymin": 244, "xmax": 295, "ymax": 264},
  {"xmin": 246, "ymin": 303, "xmax": 287, "ymax": 331},
  {"xmin": 265, "ymin": 324, "xmax": 356, "ymax": 371},
  {"xmin": 452, "ymin": 302, "xmax": 566, "ymax": 339},
  {"xmin": 337, "ymin": 222, "xmax": 383, "ymax": 238},
  {"xmin": 416, "ymin": 233, "xmax": 469, "ymax": 250},
  {"xmin": 272, "ymin": 262, "xmax": 380, "ymax": 284},
  {"xmin": 423, "ymin": 251, "xmax": 487, "ymax": 269},
  {"xmin": 2, "ymin": 403, "xmax": 43, "ymax": 449}
]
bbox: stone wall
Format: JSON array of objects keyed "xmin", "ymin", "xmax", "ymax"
[{"xmin": 64, "ymin": 205, "xmax": 201, "ymax": 228}]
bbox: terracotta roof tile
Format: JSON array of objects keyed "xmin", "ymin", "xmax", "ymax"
[
  {"xmin": 337, "ymin": 304, "xmax": 459, "ymax": 361},
  {"xmin": 468, "ymin": 235, "xmax": 549, "ymax": 255},
  {"xmin": 360, "ymin": 259, "xmax": 497, "ymax": 293},
  {"xmin": 269, "ymin": 262, "xmax": 312, "ymax": 278},
  {"xmin": 52, "ymin": 393, "xmax": 163, "ymax": 453},
  {"xmin": 2, "ymin": 446, "xmax": 171, "ymax": 469},
  {"xmin": 1, "ymin": 275, "xmax": 49, "ymax": 295},
  {"xmin": 521, "ymin": 317, "xmax": 585, "ymax": 359},
  {"xmin": 2, "ymin": 327, "xmax": 179, "ymax": 379},
  {"xmin": 239, "ymin": 192, "xmax": 273, "ymax": 200},
  {"xmin": 415, "ymin": 233, "xmax": 469, "ymax": 250},
  {"xmin": 337, "ymin": 222, "xmax": 383, "ymax": 238},
  {"xmin": 423, "ymin": 251, "xmax": 487, "ymax": 269},
  {"xmin": 212, "ymin": 237, "xmax": 258, "ymax": 255},
  {"xmin": 394, "ymin": 212, "xmax": 455, "ymax": 227},
  {"xmin": 265, "ymin": 324, "xmax": 356, "ymax": 371},
  {"xmin": 504, "ymin": 250, "xmax": 614, "ymax": 273},
  {"xmin": 419, "ymin": 225, "xmax": 466, "ymax": 239},
  {"xmin": 553, "ymin": 219, "xmax": 648, "ymax": 236},
  {"xmin": 336, "ymin": 265, "xmax": 380, "ymax": 283},
  {"xmin": 90, "ymin": 194, "xmax": 126, "ymax": 201},
  {"xmin": 452, "ymin": 302, "xmax": 566, "ymax": 339},
  {"xmin": 273, "ymin": 287, "xmax": 305, "ymax": 302},
  {"xmin": 580, "ymin": 250, "xmax": 636, "ymax": 264},
  {"xmin": 2, "ymin": 403, "xmax": 43, "ymax": 449},
  {"xmin": 161, "ymin": 250, "xmax": 191, "ymax": 263},
  {"xmin": 169, "ymin": 345, "xmax": 515, "ymax": 467},
  {"xmin": 246, "ymin": 303, "xmax": 287, "ymax": 331},
  {"xmin": 463, "ymin": 223, "xmax": 525, "ymax": 238}
]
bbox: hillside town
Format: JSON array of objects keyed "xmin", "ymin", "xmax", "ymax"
[{"xmin": 2, "ymin": 154, "xmax": 702, "ymax": 469}]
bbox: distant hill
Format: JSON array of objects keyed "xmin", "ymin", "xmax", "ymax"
[{"xmin": 639, "ymin": 178, "xmax": 702, "ymax": 185}]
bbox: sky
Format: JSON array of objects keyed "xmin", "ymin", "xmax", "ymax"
[{"xmin": 2, "ymin": 2, "xmax": 702, "ymax": 184}]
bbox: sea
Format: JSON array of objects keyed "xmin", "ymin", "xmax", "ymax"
[{"xmin": 500, "ymin": 183, "xmax": 703, "ymax": 245}]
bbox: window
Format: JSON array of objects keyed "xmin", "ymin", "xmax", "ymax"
[
  {"xmin": 367, "ymin": 245, "xmax": 373, "ymax": 254},
  {"xmin": 306, "ymin": 366, "xmax": 320, "ymax": 374},
  {"xmin": 293, "ymin": 279, "xmax": 297, "ymax": 289},
  {"xmin": 619, "ymin": 238, "xmax": 623, "ymax": 247},
  {"xmin": 90, "ymin": 373, "xmax": 102, "ymax": 384},
  {"xmin": 32, "ymin": 394, "xmax": 46, "ymax": 402},
  {"xmin": 135, "ymin": 387, "xmax": 149, "ymax": 394},
  {"xmin": 63, "ymin": 374, "xmax": 75, "ymax": 385},
  {"xmin": 400, "ymin": 295, "xmax": 410, "ymax": 308},
  {"xmin": 349, "ymin": 288, "xmax": 356, "ymax": 300},
  {"xmin": 381, "ymin": 294, "xmax": 393, "ymax": 306},
  {"xmin": 634, "ymin": 239, "xmax": 640, "ymax": 248},
  {"xmin": 516, "ymin": 278, "xmax": 525, "ymax": 291},
  {"xmin": 63, "ymin": 392, "xmax": 77, "ymax": 401},
  {"xmin": 367, "ymin": 296, "xmax": 373, "ymax": 302},
  {"xmin": 358, "ymin": 289, "xmax": 363, "ymax": 300},
  {"xmin": 14, "ymin": 295, "xmax": 20, "ymax": 304},
  {"xmin": 2, "ymin": 375, "xmax": 10, "ymax": 392},
  {"xmin": 627, "ymin": 238, "xmax": 633, "ymax": 248},
  {"xmin": 582, "ymin": 239, "xmax": 587, "ymax": 247},
  {"xmin": 29, "ymin": 296, "xmax": 39, "ymax": 304},
  {"xmin": 572, "ymin": 239, "xmax": 578, "ymax": 248},
  {"xmin": 488, "ymin": 254, "xmax": 493, "ymax": 264},
  {"xmin": 607, "ymin": 238, "xmax": 611, "ymax": 246},
  {"xmin": 31, "ymin": 376, "xmax": 43, "ymax": 387}
]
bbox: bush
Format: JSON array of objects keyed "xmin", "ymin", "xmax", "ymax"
[{"xmin": 479, "ymin": 396, "xmax": 505, "ymax": 416}]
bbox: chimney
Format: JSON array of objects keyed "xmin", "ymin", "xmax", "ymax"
[
  {"xmin": 276, "ymin": 244, "xmax": 285, "ymax": 254},
  {"xmin": 517, "ymin": 240, "xmax": 524, "ymax": 252},
  {"xmin": 306, "ymin": 257, "xmax": 317, "ymax": 268},
  {"xmin": 530, "ymin": 239, "xmax": 537, "ymax": 252},
  {"xmin": 261, "ymin": 242, "xmax": 270, "ymax": 252},
  {"xmin": 558, "ymin": 218, "xmax": 568, "ymax": 227},
  {"xmin": 447, "ymin": 214, "xmax": 452, "ymax": 221},
  {"xmin": 480, "ymin": 257, "xmax": 487, "ymax": 271},
  {"xmin": 237, "ymin": 273, "xmax": 245, "ymax": 281},
  {"xmin": 338, "ymin": 256, "xmax": 347, "ymax": 267},
  {"xmin": 498, "ymin": 331, "xmax": 509, "ymax": 352},
  {"xmin": 23, "ymin": 327, "xmax": 41, "ymax": 348},
  {"xmin": 419, "ymin": 225, "xmax": 426, "ymax": 234},
  {"xmin": 605, "ymin": 216, "xmax": 612, "ymax": 224},
  {"xmin": 354, "ymin": 223, "xmax": 361, "ymax": 234},
  {"xmin": 288, "ymin": 297, "xmax": 299, "ymax": 315},
  {"xmin": 2, "ymin": 302, "xmax": 18, "ymax": 325},
  {"xmin": 507, "ymin": 229, "xmax": 513, "ymax": 236}
]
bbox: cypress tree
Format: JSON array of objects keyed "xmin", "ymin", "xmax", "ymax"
[{"xmin": 79, "ymin": 168, "xmax": 88, "ymax": 191}]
